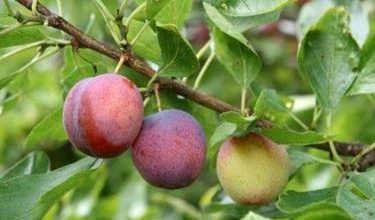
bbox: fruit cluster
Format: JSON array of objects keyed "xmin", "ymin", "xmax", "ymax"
[{"xmin": 63, "ymin": 73, "xmax": 290, "ymax": 204}]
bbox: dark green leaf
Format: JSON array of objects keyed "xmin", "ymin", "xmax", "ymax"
[
  {"xmin": 336, "ymin": 187, "xmax": 375, "ymax": 220},
  {"xmin": 292, "ymin": 202, "xmax": 353, "ymax": 220},
  {"xmin": 0, "ymin": 17, "xmax": 45, "ymax": 48},
  {"xmin": 127, "ymin": 20, "xmax": 161, "ymax": 63},
  {"xmin": 226, "ymin": 10, "xmax": 281, "ymax": 32},
  {"xmin": 0, "ymin": 151, "xmax": 50, "ymax": 181},
  {"xmin": 154, "ymin": 0, "xmax": 192, "ymax": 27},
  {"xmin": 277, "ymin": 187, "xmax": 339, "ymax": 213},
  {"xmin": 204, "ymin": 3, "xmax": 255, "ymax": 44},
  {"xmin": 350, "ymin": 168, "xmax": 375, "ymax": 198},
  {"xmin": 156, "ymin": 24, "xmax": 199, "ymax": 77},
  {"xmin": 288, "ymin": 149, "xmax": 337, "ymax": 176},
  {"xmin": 24, "ymin": 107, "xmax": 67, "ymax": 150},
  {"xmin": 209, "ymin": 122, "xmax": 237, "ymax": 148},
  {"xmin": 349, "ymin": 29, "xmax": 375, "ymax": 95},
  {"xmin": 0, "ymin": 157, "xmax": 101, "ymax": 220},
  {"xmin": 213, "ymin": 27, "xmax": 261, "ymax": 89},
  {"xmin": 260, "ymin": 126, "xmax": 327, "ymax": 145},
  {"xmin": 298, "ymin": 8, "xmax": 360, "ymax": 111},
  {"xmin": 253, "ymin": 89, "xmax": 293, "ymax": 125},
  {"xmin": 219, "ymin": 111, "xmax": 257, "ymax": 136},
  {"xmin": 146, "ymin": 0, "xmax": 172, "ymax": 20},
  {"xmin": 205, "ymin": 0, "xmax": 292, "ymax": 17},
  {"xmin": 296, "ymin": 0, "xmax": 369, "ymax": 46}
]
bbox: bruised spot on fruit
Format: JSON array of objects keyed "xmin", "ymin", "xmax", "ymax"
[
  {"xmin": 131, "ymin": 109, "xmax": 206, "ymax": 189},
  {"xmin": 63, "ymin": 73, "xmax": 144, "ymax": 158},
  {"xmin": 217, "ymin": 133, "xmax": 290, "ymax": 205}
]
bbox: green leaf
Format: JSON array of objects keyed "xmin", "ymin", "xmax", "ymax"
[
  {"xmin": 298, "ymin": 8, "xmax": 360, "ymax": 111},
  {"xmin": 205, "ymin": 0, "xmax": 292, "ymax": 17},
  {"xmin": 204, "ymin": 3, "xmax": 255, "ymax": 45},
  {"xmin": 219, "ymin": 111, "xmax": 257, "ymax": 136},
  {"xmin": 278, "ymin": 187, "xmax": 375, "ymax": 220},
  {"xmin": 336, "ymin": 187, "xmax": 375, "ymax": 220},
  {"xmin": 296, "ymin": 0, "xmax": 335, "ymax": 39},
  {"xmin": 24, "ymin": 107, "xmax": 67, "ymax": 150},
  {"xmin": 288, "ymin": 149, "xmax": 337, "ymax": 176},
  {"xmin": 213, "ymin": 27, "xmax": 261, "ymax": 89},
  {"xmin": 253, "ymin": 89, "xmax": 293, "ymax": 125},
  {"xmin": 154, "ymin": 0, "xmax": 192, "ymax": 27},
  {"xmin": 209, "ymin": 122, "xmax": 237, "ymax": 148},
  {"xmin": 0, "ymin": 151, "xmax": 50, "ymax": 181},
  {"xmin": 348, "ymin": 29, "xmax": 375, "ymax": 95},
  {"xmin": 277, "ymin": 187, "xmax": 340, "ymax": 213},
  {"xmin": 0, "ymin": 157, "xmax": 101, "ymax": 220},
  {"xmin": 344, "ymin": 0, "xmax": 370, "ymax": 47},
  {"xmin": 0, "ymin": 46, "xmax": 61, "ymax": 89},
  {"xmin": 292, "ymin": 202, "xmax": 353, "ymax": 220},
  {"xmin": 156, "ymin": 24, "xmax": 199, "ymax": 77},
  {"xmin": 350, "ymin": 168, "xmax": 375, "ymax": 198},
  {"xmin": 61, "ymin": 47, "xmax": 110, "ymax": 92},
  {"xmin": 0, "ymin": 17, "xmax": 45, "ymax": 48},
  {"xmin": 240, "ymin": 211, "xmax": 270, "ymax": 220},
  {"xmin": 260, "ymin": 126, "xmax": 327, "ymax": 145},
  {"xmin": 226, "ymin": 10, "xmax": 281, "ymax": 32},
  {"xmin": 146, "ymin": 0, "xmax": 172, "ymax": 20},
  {"xmin": 296, "ymin": 0, "xmax": 369, "ymax": 46},
  {"xmin": 127, "ymin": 20, "xmax": 161, "ymax": 63},
  {"xmin": 93, "ymin": 0, "xmax": 122, "ymax": 45}
]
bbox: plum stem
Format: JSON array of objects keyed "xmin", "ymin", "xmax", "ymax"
[
  {"xmin": 114, "ymin": 54, "xmax": 126, "ymax": 74},
  {"xmin": 153, "ymin": 83, "xmax": 162, "ymax": 112}
]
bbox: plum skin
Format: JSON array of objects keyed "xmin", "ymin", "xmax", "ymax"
[
  {"xmin": 131, "ymin": 109, "xmax": 206, "ymax": 189},
  {"xmin": 63, "ymin": 73, "xmax": 143, "ymax": 158},
  {"xmin": 217, "ymin": 133, "xmax": 290, "ymax": 205}
]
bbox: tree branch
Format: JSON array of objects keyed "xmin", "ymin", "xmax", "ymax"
[{"xmin": 13, "ymin": 0, "xmax": 375, "ymax": 171}]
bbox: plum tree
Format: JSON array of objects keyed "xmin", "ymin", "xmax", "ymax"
[
  {"xmin": 131, "ymin": 109, "xmax": 206, "ymax": 189},
  {"xmin": 216, "ymin": 133, "xmax": 290, "ymax": 205},
  {"xmin": 63, "ymin": 73, "xmax": 143, "ymax": 158}
]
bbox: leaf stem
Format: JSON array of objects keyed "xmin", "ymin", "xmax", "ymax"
[
  {"xmin": 311, "ymin": 105, "xmax": 322, "ymax": 129},
  {"xmin": 196, "ymin": 40, "xmax": 211, "ymax": 60},
  {"xmin": 56, "ymin": 0, "xmax": 63, "ymax": 16},
  {"xmin": 125, "ymin": 2, "xmax": 146, "ymax": 28},
  {"xmin": 241, "ymin": 88, "xmax": 247, "ymax": 116},
  {"xmin": 153, "ymin": 83, "xmax": 162, "ymax": 112},
  {"xmin": 143, "ymin": 96, "xmax": 151, "ymax": 107},
  {"xmin": 3, "ymin": 0, "xmax": 14, "ymax": 16},
  {"xmin": 84, "ymin": 14, "xmax": 96, "ymax": 34},
  {"xmin": 326, "ymin": 113, "xmax": 343, "ymax": 163},
  {"xmin": 193, "ymin": 50, "xmax": 215, "ymax": 90}
]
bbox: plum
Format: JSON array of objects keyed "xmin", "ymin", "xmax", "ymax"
[
  {"xmin": 217, "ymin": 133, "xmax": 290, "ymax": 205},
  {"xmin": 63, "ymin": 73, "xmax": 143, "ymax": 158},
  {"xmin": 131, "ymin": 109, "xmax": 206, "ymax": 189}
]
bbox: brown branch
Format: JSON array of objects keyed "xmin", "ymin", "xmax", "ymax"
[{"xmin": 13, "ymin": 0, "xmax": 375, "ymax": 171}]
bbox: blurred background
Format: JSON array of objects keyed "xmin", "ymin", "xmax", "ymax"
[{"xmin": 0, "ymin": 0, "xmax": 374, "ymax": 219}]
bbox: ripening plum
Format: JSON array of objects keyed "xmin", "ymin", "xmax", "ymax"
[
  {"xmin": 63, "ymin": 73, "xmax": 143, "ymax": 158},
  {"xmin": 131, "ymin": 109, "xmax": 206, "ymax": 189},
  {"xmin": 217, "ymin": 133, "xmax": 290, "ymax": 205}
]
